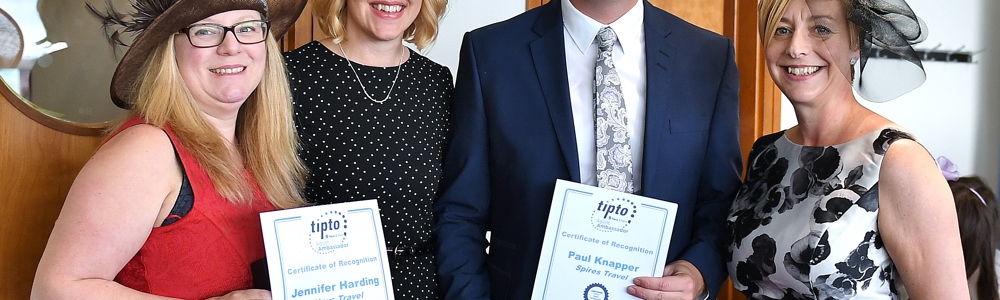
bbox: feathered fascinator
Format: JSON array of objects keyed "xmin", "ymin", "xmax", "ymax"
[
  {"xmin": 848, "ymin": 0, "xmax": 928, "ymax": 102},
  {"xmin": 87, "ymin": 0, "xmax": 174, "ymax": 49},
  {"xmin": 87, "ymin": 0, "xmax": 305, "ymax": 108}
]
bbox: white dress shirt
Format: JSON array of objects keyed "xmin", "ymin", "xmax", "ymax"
[
  {"xmin": 561, "ymin": 3, "xmax": 712, "ymax": 298},
  {"xmin": 562, "ymin": 0, "xmax": 646, "ymax": 191}
]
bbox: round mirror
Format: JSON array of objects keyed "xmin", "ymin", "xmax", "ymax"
[{"xmin": 0, "ymin": 0, "xmax": 130, "ymax": 135}]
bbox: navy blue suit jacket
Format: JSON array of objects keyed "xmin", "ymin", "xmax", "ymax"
[{"xmin": 434, "ymin": 1, "xmax": 742, "ymax": 299}]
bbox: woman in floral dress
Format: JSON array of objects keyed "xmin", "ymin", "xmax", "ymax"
[{"xmin": 725, "ymin": 0, "xmax": 968, "ymax": 298}]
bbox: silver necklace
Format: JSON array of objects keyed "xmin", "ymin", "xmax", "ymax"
[{"xmin": 338, "ymin": 43, "xmax": 405, "ymax": 104}]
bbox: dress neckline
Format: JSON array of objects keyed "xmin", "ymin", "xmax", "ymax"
[
  {"xmin": 311, "ymin": 40, "xmax": 414, "ymax": 68},
  {"xmin": 778, "ymin": 126, "xmax": 905, "ymax": 148}
]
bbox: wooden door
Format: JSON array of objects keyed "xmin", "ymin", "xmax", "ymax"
[{"xmin": 0, "ymin": 90, "xmax": 104, "ymax": 299}]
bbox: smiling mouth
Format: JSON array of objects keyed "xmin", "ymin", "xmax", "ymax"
[
  {"xmin": 373, "ymin": 4, "xmax": 403, "ymax": 13},
  {"xmin": 210, "ymin": 67, "xmax": 245, "ymax": 74},
  {"xmin": 786, "ymin": 66, "xmax": 819, "ymax": 76}
]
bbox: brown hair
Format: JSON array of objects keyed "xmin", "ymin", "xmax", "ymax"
[
  {"xmin": 951, "ymin": 176, "xmax": 1000, "ymax": 300},
  {"xmin": 313, "ymin": 0, "xmax": 448, "ymax": 50}
]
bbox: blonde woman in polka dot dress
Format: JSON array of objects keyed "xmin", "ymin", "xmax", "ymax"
[{"xmin": 284, "ymin": 0, "xmax": 450, "ymax": 298}]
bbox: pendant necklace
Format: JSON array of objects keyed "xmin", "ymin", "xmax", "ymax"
[{"xmin": 339, "ymin": 43, "xmax": 405, "ymax": 104}]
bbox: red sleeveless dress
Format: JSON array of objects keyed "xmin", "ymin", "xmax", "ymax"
[{"xmin": 111, "ymin": 118, "xmax": 275, "ymax": 299}]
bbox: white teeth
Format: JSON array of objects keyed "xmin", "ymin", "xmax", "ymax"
[
  {"xmin": 787, "ymin": 66, "xmax": 819, "ymax": 76},
  {"xmin": 374, "ymin": 4, "xmax": 403, "ymax": 13},
  {"xmin": 211, "ymin": 67, "xmax": 245, "ymax": 74}
]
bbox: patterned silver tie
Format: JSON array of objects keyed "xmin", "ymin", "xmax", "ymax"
[{"xmin": 594, "ymin": 27, "xmax": 634, "ymax": 193}]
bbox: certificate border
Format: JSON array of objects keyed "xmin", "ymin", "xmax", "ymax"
[
  {"xmin": 639, "ymin": 203, "xmax": 672, "ymax": 273},
  {"xmin": 261, "ymin": 199, "xmax": 396, "ymax": 300},
  {"xmin": 538, "ymin": 188, "xmax": 673, "ymax": 296},
  {"xmin": 349, "ymin": 207, "xmax": 395, "ymax": 297},
  {"xmin": 541, "ymin": 188, "xmax": 591, "ymax": 291},
  {"xmin": 271, "ymin": 216, "xmax": 302, "ymax": 296}
]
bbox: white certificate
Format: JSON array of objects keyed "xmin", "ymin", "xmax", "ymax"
[
  {"xmin": 531, "ymin": 180, "xmax": 678, "ymax": 300},
  {"xmin": 260, "ymin": 199, "xmax": 395, "ymax": 300}
]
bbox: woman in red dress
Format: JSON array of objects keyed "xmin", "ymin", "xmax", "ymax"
[{"xmin": 31, "ymin": 0, "xmax": 308, "ymax": 299}]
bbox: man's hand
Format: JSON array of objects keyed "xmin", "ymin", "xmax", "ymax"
[{"xmin": 626, "ymin": 260, "xmax": 705, "ymax": 300}]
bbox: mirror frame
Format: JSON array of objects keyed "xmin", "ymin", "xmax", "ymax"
[
  {"xmin": 0, "ymin": 84, "xmax": 111, "ymax": 136},
  {"xmin": 0, "ymin": 5, "xmax": 111, "ymax": 136}
]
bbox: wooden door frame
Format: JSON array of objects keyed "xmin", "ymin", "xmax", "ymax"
[
  {"xmin": 282, "ymin": 0, "xmax": 321, "ymax": 51},
  {"xmin": 724, "ymin": 0, "xmax": 782, "ymax": 160}
]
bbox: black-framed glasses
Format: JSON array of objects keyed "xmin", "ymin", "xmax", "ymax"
[{"xmin": 178, "ymin": 20, "xmax": 270, "ymax": 48}]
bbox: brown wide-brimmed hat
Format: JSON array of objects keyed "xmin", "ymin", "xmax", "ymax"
[{"xmin": 91, "ymin": 0, "xmax": 306, "ymax": 108}]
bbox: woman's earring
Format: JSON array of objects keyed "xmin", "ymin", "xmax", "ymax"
[{"xmin": 850, "ymin": 57, "xmax": 858, "ymax": 65}]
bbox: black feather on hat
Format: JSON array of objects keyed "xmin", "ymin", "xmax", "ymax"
[{"xmin": 87, "ymin": 0, "xmax": 305, "ymax": 108}]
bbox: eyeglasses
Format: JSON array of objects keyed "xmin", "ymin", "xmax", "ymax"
[{"xmin": 178, "ymin": 20, "xmax": 270, "ymax": 48}]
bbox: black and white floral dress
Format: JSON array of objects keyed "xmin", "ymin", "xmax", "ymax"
[{"xmin": 726, "ymin": 127, "xmax": 915, "ymax": 299}]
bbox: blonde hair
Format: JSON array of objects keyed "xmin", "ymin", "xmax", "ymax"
[
  {"xmin": 757, "ymin": 0, "xmax": 860, "ymax": 50},
  {"xmin": 121, "ymin": 35, "xmax": 307, "ymax": 209},
  {"xmin": 758, "ymin": 0, "xmax": 792, "ymax": 49},
  {"xmin": 313, "ymin": 0, "xmax": 448, "ymax": 50}
]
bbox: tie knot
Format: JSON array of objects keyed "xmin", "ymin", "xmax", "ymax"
[{"xmin": 597, "ymin": 27, "xmax": 616, "ymax": 52}]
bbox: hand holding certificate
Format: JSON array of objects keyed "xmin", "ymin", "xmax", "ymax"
[
  {"xmin": 531, "ymin": 180, "xmax": 678, "ymax": 300},
  {"xmin": 260, "ymin": 199, "xmax": 395, "ymax": 300}
]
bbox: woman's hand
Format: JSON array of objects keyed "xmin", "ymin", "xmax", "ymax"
[{"xmin": 206, "ymin": 289, "xmax": 272, "ymax": 300}]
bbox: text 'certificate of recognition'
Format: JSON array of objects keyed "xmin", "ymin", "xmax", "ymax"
[
  {"xmin": 531, "ymin": 180, "xmax": 678, "ymax": 300},
  {"xmin": 260, "ymin": 199, "xmax": 395, "ymax": 300}
]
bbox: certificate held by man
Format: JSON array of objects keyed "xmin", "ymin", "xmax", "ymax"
[
  {"xmin": 531, "ymin": 180, "xmax": 678, "ymax": 300},
  {"xmin": 260, "ymin": 199, "xmax": 395, "ymax": 300}
]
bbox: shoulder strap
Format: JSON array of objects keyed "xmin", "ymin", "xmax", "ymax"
[
  {"xmin": 161, "ymin": 138, "xmax": 193, "ymax": 226},
  {"xmin": 872, "ymin": 128, "xmax": 915, "ymax": 156},
  {"xmin": 747, "ymin": 130, "xmax": 785, "ymax": 161}
]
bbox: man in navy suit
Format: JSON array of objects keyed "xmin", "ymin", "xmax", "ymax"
[{"xmin": 433, "ymin": 0, "xmax": 741, "ymax": 299}]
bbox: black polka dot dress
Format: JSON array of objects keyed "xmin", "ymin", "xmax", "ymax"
[{"xmin": 285, "ymin": 41, "xmax": 452, "ymax": 299}]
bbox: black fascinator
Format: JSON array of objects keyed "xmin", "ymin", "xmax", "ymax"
[{"xmin": 848, "ymin": 0, "xmax": 928, "ymax": 102}]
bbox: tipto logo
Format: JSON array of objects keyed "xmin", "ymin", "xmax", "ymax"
[
  {"xmin": 308, "ymin": 211, "xmax": 348, "ymax": 254},
  {"xmin": 590, "ymin": 198, "xmax": 636, "ymax": 233}
]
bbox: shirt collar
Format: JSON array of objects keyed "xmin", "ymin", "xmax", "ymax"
[{"xmin": 562, "ymin": 0, "xmax": 644, "ymax": 55}]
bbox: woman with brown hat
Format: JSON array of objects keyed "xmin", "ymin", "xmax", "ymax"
[
  {"xmin": 283, "ymin": 0, "xmax": 450, "ymax": 298},
  {"xmin": 726, "ymin": 0, "xmax": 968, "ymax": 298},
  {"xmin": 31, "ymin": 0, "xmax": 308, "ymax": 299}
]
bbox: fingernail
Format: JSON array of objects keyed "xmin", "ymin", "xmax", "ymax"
[{"xmin": 627, "ymin": 286, "xmax": 636, "ymax": 294}]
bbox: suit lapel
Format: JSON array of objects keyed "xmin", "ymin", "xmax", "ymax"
[
  {"xmin": 640, "ymin": 1, "xmax": 676, "ymax": 193},
  {"xmin": 530, "ymin": 0, "xmax": 581, "ymax": 182}
]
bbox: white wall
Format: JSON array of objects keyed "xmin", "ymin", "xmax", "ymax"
[
  {"xmin": 981, "ymin": 0, "xmax": 1000, "ymax": 193},
  {"xmin": 411, "ymin": 0, "xmax": 525, "ymax": 76},
  {"xmin": 779, "ymin": 0, "xmax": 1000, "ymax": 192}
]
